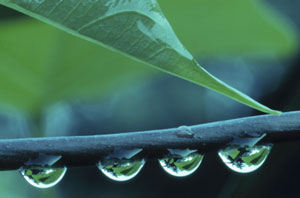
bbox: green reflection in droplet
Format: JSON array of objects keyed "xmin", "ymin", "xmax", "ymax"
[
  {"xmin": 159, "ymin": 149, "xmax": 204, "ymax": 177},
  {"xmin": 98, "ymin": 158, "xmax": 145, "ymax": 181},
  {"xmin": 20, "ymin": 166, "xmax": 67, "ymax": 188},
  {"xmin": 218, "ymin": 145, "xmax": 271, "ymax": 173}
]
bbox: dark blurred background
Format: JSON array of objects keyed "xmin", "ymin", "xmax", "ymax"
[{"xmin": 0, "ymin": 0, "xmax": 300, "ymax": 197}]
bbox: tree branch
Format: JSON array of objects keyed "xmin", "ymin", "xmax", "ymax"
[{"xmin": 0, "ymin": 111, "xmax": 300, "ymax": 171}]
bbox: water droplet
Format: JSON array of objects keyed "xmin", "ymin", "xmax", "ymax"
[
  {"xmin": 218, "ymin": 145, "xmax": 271, "ymax": 173},
  {"xmin": 20, "ymin": 166, "xmax": 67, "ymax": 188},
  {"xmin": 98, "ymin": 149, "xmax": 145, "ymax": 181},
  {"xmin": 98, "ymin": 158, "xmax": 145, "ymax": 181},
  {"xmin": 158, "ymin": 149, "xmax": 203, "ymax": 177}
]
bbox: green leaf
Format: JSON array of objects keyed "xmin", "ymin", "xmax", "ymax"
[
  {"xmin": 0, "ymin": 0, "xmax": 281, "ymax": 114},
  {"xmin": 0, "ymin": 19, "xmax": 156, "ymax": 115}
]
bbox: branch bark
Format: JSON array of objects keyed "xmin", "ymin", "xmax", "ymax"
[{"xmin": 0, "ymin": 111, "xmax": 300, "ymax": 171}]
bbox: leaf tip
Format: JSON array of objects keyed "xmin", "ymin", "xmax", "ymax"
[{"xmin": 266, "ymin": 109, "xmax": 282, "ymax": 115}]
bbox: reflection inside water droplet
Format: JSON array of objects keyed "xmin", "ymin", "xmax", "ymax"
[
  {"xmin": 20, "ymin": 166, "xmax": 67, "ymax": 188},
  {"xmin": 98, "ymin": 149, "xmax": 145, "ymax": 181},
  {"xmin": 98, "ymin": 158, "xmax": 145, "ymax": 181},
  {"xmin": 218, "ymin": 145, "xmax": 271, "ymax": 173},
  {"xmin": 159, "ymin": 149, "xmax": 203, "ymax": 177}
]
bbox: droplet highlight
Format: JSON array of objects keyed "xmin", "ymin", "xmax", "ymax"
[
  {"xmin": 218, "ymin": 145, "xmax": 271, "ymax": 173},
  {"xmin": 20, "ymin": 166, "xmax": 67, "ymax": 188},
  {"xmin": 158, "ymin": 149, "xmax": 203, "ymax": 177}
]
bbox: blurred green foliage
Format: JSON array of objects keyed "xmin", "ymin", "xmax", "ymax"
[
  {"xmin": 159, "ymin": 0, "xmax": 298, "ymax": 58},
  {"xmin": 0, "ymin": 19, "xmax": 157, "ymax": 115}
]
